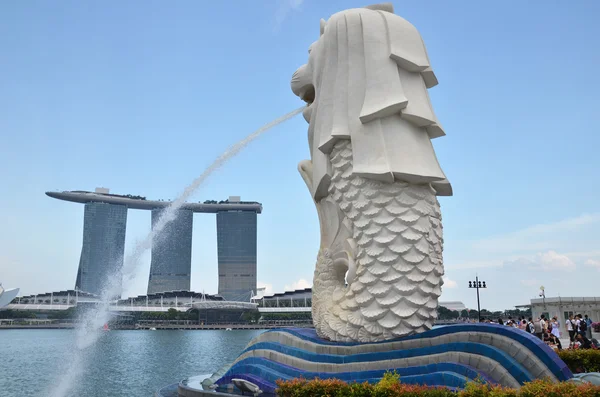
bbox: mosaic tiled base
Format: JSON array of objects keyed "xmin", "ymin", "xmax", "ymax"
[{"xmin": 204, "ymin": 324, "xmax": 573, "ymax": 395}]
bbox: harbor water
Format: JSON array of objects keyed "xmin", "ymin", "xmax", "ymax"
[{"xmin": 0, "ymin": 329, "xmax": 263, "ymax": 396}]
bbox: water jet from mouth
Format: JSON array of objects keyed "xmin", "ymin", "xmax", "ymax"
[{"xmin": 48, "ymin": 106, "xmax": 304, "ymax": 397}]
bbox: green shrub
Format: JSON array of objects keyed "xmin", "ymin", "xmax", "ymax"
[
  {"xmin": 276, "ymin": 375, "xmax": 600, "ymax": 397},
  {"xmin": 458, "ymin": 379, "xmax": 518, "ymax": 397},
  {"xmin": 558, "ymin": 349, "xmax": 600, "ymax": 373},
  {"xmin": 519, "ymin": 379, "xmax": 600, "ymax": 397},
  {"xmin": 276, "ymin": 377, "xmax": 353, "ymax": 397},
  {"xmin": 275, "ymin": 373, "xmax": 456, "ymax": 397}
]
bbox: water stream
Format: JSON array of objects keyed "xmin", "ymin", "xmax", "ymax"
[{"xmin": 48, "ymin": 106, "xmax": 304, "ymax": 397}]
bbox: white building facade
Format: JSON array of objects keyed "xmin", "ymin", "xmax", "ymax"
[{"xmin": 530, "ymin": 297, "xmax": 600, "ymax": 323}]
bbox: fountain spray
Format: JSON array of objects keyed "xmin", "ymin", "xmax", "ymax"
[{"xmin": 48, "ymin": 106, "xmax": 304, "ymax": 397}]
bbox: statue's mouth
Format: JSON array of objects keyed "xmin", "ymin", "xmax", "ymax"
[
  {"xmin": 291, "ymin": 64, "xmax": 315, "ymax": 122},
  {"xmin": 301, "ymin": 85, "xmax": 315, "ymax": 105}
]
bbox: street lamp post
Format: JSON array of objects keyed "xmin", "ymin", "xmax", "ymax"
[
  {"xmin": 468, "ymin": 276, "xmax": 487, "ymax": 323},
  {"xmin": 539, "ymin": 286, "xmax": 546, "ymax": 318}
]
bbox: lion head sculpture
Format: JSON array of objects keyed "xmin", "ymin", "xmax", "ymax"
[{"xmin": 292, "ymin": 3, "xmax": 452, "ymax": 202}]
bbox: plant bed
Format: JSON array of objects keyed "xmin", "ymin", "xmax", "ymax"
[
  {"xmin": 558, "ymin": 349, "xmax": 600, "ymax": 373},
  {"xmin": 276, "ymin": 372, "xmax": 600, "ymax": 397}
]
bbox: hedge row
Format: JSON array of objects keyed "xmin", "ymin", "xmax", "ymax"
[
  {"xmin": 276, "ymin": 372, "xmax": 600, "ymax": 397},
  {"xmin": 558, "ymin": 349, "xmax": 600, "ymax": 373}
]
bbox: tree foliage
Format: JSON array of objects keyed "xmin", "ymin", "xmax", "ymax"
[
  {"xmin": 437, "ymin": 306, "xmax": 460, "ymax": 320},
  {"xmin": 0, "ymin": 309, "xmax": 37, "ymax": 319},
  {"xmin": 261, "ymin": 312, "xmax": 312, "ymax": 321}
]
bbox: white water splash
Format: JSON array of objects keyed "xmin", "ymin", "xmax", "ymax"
[{"xmin": 48, "ymin": 106, "xmax": 304, "ymax": 397}]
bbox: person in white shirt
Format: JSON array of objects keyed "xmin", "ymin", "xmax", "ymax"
[{"xmin": 567, "ymin": 315, "xmax": 576, "ymax": 346}]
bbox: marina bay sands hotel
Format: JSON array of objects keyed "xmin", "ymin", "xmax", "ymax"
[{"xmin": 46, "ymin": 188, "xmax": 262, "ymax": 301}]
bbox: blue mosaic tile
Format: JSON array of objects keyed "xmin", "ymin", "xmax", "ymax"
[
  {"xmin": 220, "ymin": 365, "xmax": 470, "ymax": 394},
  {"xmin": 271, "ymin": 325, "xmax": 572, "ymax": 381},
  {"xmin": 227, "ymin": 356, "xmax": 492, "ymax": 385},
  {"xmin": 223, "ymin": 324, "xmax": 574, "ymax": 391},
  {"xmin": 242, "ymin": 340, "xmax": 530, "ymax": 383}
]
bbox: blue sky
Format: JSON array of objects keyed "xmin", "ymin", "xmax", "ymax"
[{"xmin": 1, "ymin": 0, "xmax": 599, "ymax": 310}]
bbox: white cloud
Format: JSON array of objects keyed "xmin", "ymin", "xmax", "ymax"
[
  {"xmin": 446, "ymin": 259, "xmax": 504, "ymax": 270},
  {"xmin": 284, "ymin": 278, "xmax": 311, "ymax": 291},
  {"xmin": 274, "ymin": 0, "xmax": 305, "ymax": 32},
  {"xmin": 533, "ymin": 250, "xmax": 576, "ymax": 271},
  {"xmin": 256, "ymin": 281, "xmax": 274, "ymax": 296},
  {"xmin": 585, "ymin": 259, "xmax": 600, "ymax": 269},
  {"xmin": 563, "ymin": 250, "xmax": 600, "ymax": 258},
  {"xmin": 443, "ymin": 277, "xmax": 457, "ymax": 288},
  {"xmin": 520, "ymin": 279, "xmax": 541, "ymax": 287},
  {"xmin": 445, "ymin": 213, "xmax": 600, "ymax": 272},
  {"xmin": 419, "ymin": 213, "xmax": 599, "ymax": 308},
  {"xmin": 470, "ymin": 213, "xmax": 600, "ymax": 255},
  {"xmin": 506, "ymin": 250, "xmax": 576, "ymax": 272}
]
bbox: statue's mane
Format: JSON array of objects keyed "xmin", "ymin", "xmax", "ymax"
[
  {"xmin": 301, "ymin": 4, "xmax": 452, "ymax": 199},
  {"xmin": 310, "ymin": 5, "xmax": 444, "ymax": 154},
  {"xmin": 363, "ymin": 3, "xmax": 394, "ymax": 13}
]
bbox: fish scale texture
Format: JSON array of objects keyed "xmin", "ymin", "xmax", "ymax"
[{"xmin": 313, "ymin": 139, "xmax": 445, "ymax": 342}]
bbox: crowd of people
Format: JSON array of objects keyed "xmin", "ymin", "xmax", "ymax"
[{"xmin": 482, "ymin": 314, "xmax": 598, "ymax": 350}]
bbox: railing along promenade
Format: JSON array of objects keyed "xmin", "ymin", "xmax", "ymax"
[{"xmin": 0, "ymin": 319, "xmax": 462, "ymax": 330}]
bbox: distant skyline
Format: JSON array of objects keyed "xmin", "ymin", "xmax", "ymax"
[{"xmin": 1, "ymin": 0, "xmax": 599, "ymax": 310}]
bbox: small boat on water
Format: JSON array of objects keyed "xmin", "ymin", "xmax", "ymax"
[
  {"xmin": 149, "ymin": 327, "xmax": 157, "ymax": 331},
  {"xmin": 225, "ymin": 328, "xmax": 232, "ymax": 331}
]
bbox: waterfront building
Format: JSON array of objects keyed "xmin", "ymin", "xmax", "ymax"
[
  {"xmin": 117, "ymin": 290, "xmax": 222, "ymax": 307},
  {"xmin": 0, "ymin": 285, "xmax": 19, "ymax": 309},
  {"xmin": 255, "ymin": 288, "xmax": 465, "ymax": 313},
  {"xmin": 148, "ymin": 209, "xmax": 193, "ymax": 294},
  {"xmin": 7, "ymin": 290, "xmax": 99, "ymax": 306},
  {"xmin": 257, "ymin": 288, "xmax": 313, "ymax": 308},
  {"xmin": 46, "ymin": 189, "xmax": 262, "ymax": 299},
  {"xmin": 528, "ymin": 296, "xmax": 600, "ymax": 323},
  {"xmin": 439, "ymin": 301, "xmax": 467, "ymax": 312},
  {"xmin": 216, "ymin": 209, "xmax": 258, "ymax": 301},
  {"xmin": 4, "ymin": 289, "xmax": 251, "ymax": 312},
  {"xmin": 76, "ymin": 202, "xmax": 127, "ymax": 297}
]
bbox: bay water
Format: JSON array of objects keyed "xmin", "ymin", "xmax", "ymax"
[{"xmin": 0, "ymin": 329, "xmax": 263, "ymax": 396}]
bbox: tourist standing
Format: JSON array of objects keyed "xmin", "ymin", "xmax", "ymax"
[
  {"xmin": 533, "ymin": 317, "xmax": 543, "ymax": 340},
  {"xmin": 584, "ymin": 315, "xmax": 593, "ymax": 339},
  {"xmin": 567, "ymin": 315, "xmax": 576, "ymax": 346},
  {"xmin": 540, "ymin": 314, "xmax": 548, "ymax": 332},
  {"xmin": 577, "ymin": 314, "xmax": 588, "ymax": 337},
  {"xmin": 551, "ymin": 316, "xmax": 561, "ymax": 339},
  {"xmin": 526, "ymin": 317, "xmax": 535, "ymax": 334}
]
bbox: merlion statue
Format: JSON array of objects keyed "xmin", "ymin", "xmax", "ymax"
[{"xmin": 291, "ymin": 3, "xmax": 452, "ymax": 343}]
